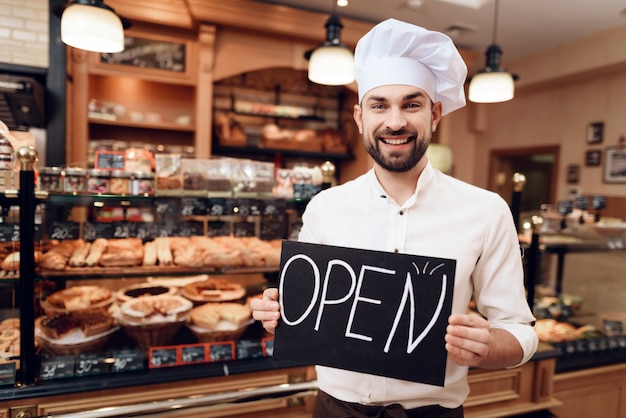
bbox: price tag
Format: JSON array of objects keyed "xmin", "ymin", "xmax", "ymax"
[
  {"xmin": 155, "ymin": 220, "xmax": 180, "ymax": 237},
  {"xmin": 154, "ymin": 198, "xmax": 180, "ymax": 220},
  {"xmin": 591, "ymin": 195, "xmax": 606, "ymax": 210},
  {"xmin": 0, "ymin": 223, "xmax": 19, "ymax": 242},
  {"xmin": 236, "ymin": 339, "xmax": 264, "ymax": 360},
  {"xmin": 293, "ymin": 184, "xmax": 321, "ymax": 201},
  {"xmin": 111, "ymin": 349, "xmax": 145, "ymax": 373},
  {"xmin": 233, "ymin": 221, "xmax": 255, "ymax": 238},
  {"xmin": 95, "ymin": 150, "xmax": 125, "ymax": 170},
  {"xmin": 181, "ymin": 344, "xmax": 206, "ymax": 364},
  {"xmin": 260, "ymin": 219, "xmax": 285, "ymax": 241},
  {"xmin": 233, "ymin": 199, "xmax": 251, "ymax": 216},
  {"xmin": 603, "ymin": 319, "xmax": 623, "ymax": 336},
  {"xmin": 263, "ymin": 199, "xmax": 284, "ymax": 216},
  {"xmin": 149, "ymin": 347, "xmax": 178, "ymax": 368},
  {"xmin": 249, "ymin": 199, "xmax": 263, "ymax": 216},
  {"xmin": 207, "ymin": 198, "xmax": 227, "ymax": 216},
  {"xmin": 556, "ymin": 200, "xmax": 574, "ymax": 216},
  {"xmin": 0, "ymin": 362, "xmax": 16, "ymax": 386},
  {"xmin": 40, "ymin": 355, "xmax": 75, "ymax": 380},
  {"xmin": 75, "ymin": 353, "xmax": 107, "ymax": 377},
  {"xmin": 262, "ymin": 337, "xmax": 274, "ymax": 357},
  {"xmin": 84, "ymin": 222, "xmax": 116, "ymax": 240},
  {"xmin": 180, "ymin": 197, "xmax": 208, "ymax": 216},
  {"xmin": 177, "ymin": 220, "xmax": 204, "ymax": 237},
  {"xmin": 208, "ymin": 220, "xmax": 230, "ymax": 237},
  {"xmin": 47, "ymin": 221, "xmax": 80, "ymax": 241},
  {"xmin": 112, "ymin": 221, "xmax": 137, "ymax": 239},
  {"xmin": 208, "ymin": 342, "xmax": 235, "ymax": 361},
  {"xmin": 574, "ymin": 196, "xmax": 589, "ymax": 210}
]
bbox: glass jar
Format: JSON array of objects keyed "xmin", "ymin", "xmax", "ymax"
[
  {"xmin": 62, "ymin": 167, "xmax": 87, "ymax": 194},
  {"xmin": 87, "ymin": 168, "xmax": 110, "ymax": 194},
  {"xmin": 130, "ymin": 171, "xmax": 155, "ymax": 196},
  {"xmin": 39, "ymin": 167, "xmax": 63, "ymax": 192},
  {"xmin": 109, "ymin": 171, "xmax": 131, "ymax": 195}
]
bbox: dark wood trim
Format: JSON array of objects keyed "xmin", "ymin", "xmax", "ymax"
[{"xmin": 46, "ymin": 0, "xmax": 67, "ymax": 166}]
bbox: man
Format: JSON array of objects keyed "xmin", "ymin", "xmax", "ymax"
[{"xmin": 251, "ymin": 18, "xmax": 538, "ymax": 417}]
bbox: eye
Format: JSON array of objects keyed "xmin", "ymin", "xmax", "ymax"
[
  {"xmin": 370, "ymin": 103, "xmax": 386, "ymax": 110},
  {"xmin": 404, "ymin": 102, "xmax": 421, "ymax": 110}
]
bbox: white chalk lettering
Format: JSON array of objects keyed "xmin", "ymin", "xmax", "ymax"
[
  {"xmin": 315, "ymin": 259, "xmax": 357, "ymax": 331},
  {"xmin": 345, "ymin": 265, "xmax": 394, "ymax": 342},
  {"xmin": 280, "ymin": 254, "xmax": 320, "ymax": 326},
  {"xmin": 384, "ymin": 271, "xmax": 448, "ymax": 353}
]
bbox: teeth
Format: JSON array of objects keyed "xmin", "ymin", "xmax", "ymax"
[{"xmin": 383, "ymin": 138, "xmax": 409, "ymax": 145}]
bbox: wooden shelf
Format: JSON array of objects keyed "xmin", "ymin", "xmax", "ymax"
[
  {"xmin": 212, "ymin": 144, "xmax": 353, "ymax": 162},
  {"xmin": 88, "ymin": 116, "xmax": 195, "ymax": 132}
]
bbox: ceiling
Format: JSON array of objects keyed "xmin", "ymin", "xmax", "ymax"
[{"xmin": 252, "ymin": 0, "xmax": 626, "ymax": 68}]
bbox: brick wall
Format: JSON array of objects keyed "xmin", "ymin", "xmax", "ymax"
[{"xmin": 0, "ymin": 0, "xmax": 48, "ymax": 68}]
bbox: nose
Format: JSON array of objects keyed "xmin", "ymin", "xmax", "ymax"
[{"xmin": 385, "ymin": 107, "xmax": 407, "ymax": 131}]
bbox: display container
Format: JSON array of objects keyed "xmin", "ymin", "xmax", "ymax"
[
  {"xmin": 155, "ymin": 154, "xmax": 183, "ymax": 196},
  {"xmin": 39, "ymin": 167, "xmax": 63, "ymax": 193},
  {"xmin": 86, "ymin": 168, "xmax": 110, "ymax": 194},
  {"xmin": 62, "ymin": 167, "xmax": 87, "ymax": 194}
]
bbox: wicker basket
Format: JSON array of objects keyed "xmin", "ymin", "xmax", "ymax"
[
  {"xmin": 120, "ymin": 319, "xmax": 186, "ymax": 349},
  {"xmin": 36, "ymin": 325, "xmax": 120, "ymax": 356},
  {"xmin": 186, "ymin": 320, "xmax": 252, "ymax": 343}
]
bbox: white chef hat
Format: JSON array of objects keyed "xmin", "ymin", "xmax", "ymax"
[{"xmin": 354, "ymin": 18, "xmax": 467, "ymax": 115}]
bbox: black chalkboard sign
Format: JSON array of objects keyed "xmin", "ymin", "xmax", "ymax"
[
  {"xmin": 273, "ymin": 241, "xmax": 456, "ymax": 386},
  {"xmin": 236, "ymin": 339, "xmax": 264, "ymax": 360},
  {"xmin": 0, "ymin": 223, "xmax": 19, "ymax": 242},
  {"xmin": 83, "ymin": 222, "xmax": 115, "ymax": 241},
  {"xmin": 111, "ymin": 349, "xmax": 144, "ymax": 373},
  {"xmin": 48, "ymin": 221, "xmax": 81, "ymax": 241},
  {"xmin": 40, "ymin": 355, "xmax": 75, "ymax": 380},
  {"xmin": 0, "ymin": 362, "xmax": 15, "ymax": 386},
  {"xmin": 208, "ymin": 198, "xmax": 227, "ymax": 216},
  {"xmin": 95, "ymin": 151, "xmax": 125, "ymax": 170},
  {"xmin": 181, "ymin": 344, "xmax": 206, "ymax": 364},
  {"xmin": 209, "ymin": 342, "xmax": 235, "ymax": 361},
  {"xmin": 149, "ymin": 347, "xmax": 178, "ymax": 368},
  {"xmin": 75, "ymin": 353, "xmax": 107, "ymax": 377},
  {"xmin": 100, "ymin": 36, "xmax": 186, "ymax": 72}
]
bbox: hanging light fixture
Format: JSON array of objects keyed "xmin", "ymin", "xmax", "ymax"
[
  {"xmin": 54, "ymin": 0, "xmax": 130, "ymax": 53},
  {"xmin": 468, "ymin": 0, "xmax": 517, "ymax": 103},
  {"xmin": 305, "ymin": 2, "xmax": 354, "ymax": 86}
]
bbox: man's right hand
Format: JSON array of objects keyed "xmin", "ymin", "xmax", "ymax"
[{"xmin": 250, "ymin": 287, "xmax": 281, "ymax": 334}]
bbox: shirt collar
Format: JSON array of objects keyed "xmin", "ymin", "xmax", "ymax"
[{"xmin": 367, "ymin": 160, "xmax": 436, "ymax": 207}]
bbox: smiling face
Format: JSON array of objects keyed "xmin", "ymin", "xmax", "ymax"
[{"xmin": 354, "ymin": 84, "xmax": 442, "ymax": 173}]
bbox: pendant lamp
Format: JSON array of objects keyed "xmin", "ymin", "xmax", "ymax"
[
  {"xmin": 305, "ymin": 4, "xmax": 354, "ymax": 86},
  {"xmin": 468, "ymin": 0, "xmax": 517, "ymax": 103},
  {"xmin": 54, "ymin": 0, "xmax": 130, "ymax": 53}
]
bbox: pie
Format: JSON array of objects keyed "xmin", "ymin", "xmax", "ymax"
[
  {"xmin": 190, "ymin": 302, "xmax": 251, "ymax": 330},
  {"xmin": 182, "ymin": 278, "xmax": 245, "ymax": 302}
]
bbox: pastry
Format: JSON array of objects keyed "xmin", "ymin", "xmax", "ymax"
[
  {"xmin": 182, "ymin": 278, "xmax": 246, "ymax": 302},
  {"xmin": 85, "ymin": 238, "xmax": 108, "ymax": 267},
  {"xmin": 45, "ymin": 285, "xmax": 112, "ymax": 311},
  {"xmin": 68, "ymin": 241, "xmax": 91, "ymax": 267},
  {"xmin": 190, "ymin": 302, "xmax": 251, "ymax": 330},
  {"xmin": 39, "ymin": 310, "xmax": 114, "ymax": 339},
  {"xmin": 120, "ymin": 295, "xmax": 192, "ymax": 324}
]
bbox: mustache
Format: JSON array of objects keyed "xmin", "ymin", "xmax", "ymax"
[{"xmin": 375, "ymin": 128, "xmax": 418, "ymax": 137}]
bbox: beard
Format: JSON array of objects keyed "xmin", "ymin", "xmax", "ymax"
[{"xmin": 364, "ymin": 128, "xmax": 431, "ymax": 173}]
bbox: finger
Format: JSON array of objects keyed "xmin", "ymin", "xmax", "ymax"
[{"xmin": 263, "ymin": 287, "xmax": 279, "ymax": 302}]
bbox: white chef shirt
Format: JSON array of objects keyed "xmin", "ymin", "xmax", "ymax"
[{"xmin": 298, "ymin": 161, "xmax": 538, "ymax": 409}]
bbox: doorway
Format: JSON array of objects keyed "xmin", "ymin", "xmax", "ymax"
[{"xmin": 489, "ymin": 145, "xmax": 560, "ymax": 213}]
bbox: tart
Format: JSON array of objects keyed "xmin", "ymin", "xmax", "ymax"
[
  {"xmin": 182, "ymin": 278, "xmax": 246, "ymax": 303},
  {"xmin": 45, "ymin": 285, "xmax": 113, "ymax": 312},
  {"xmin": 120, "ymin": 295, "xmax": 192, "ymax": 325},
  {"xmin": 116, "ymin": 282, "xmax": 178, "ymax": 303},
  {"xmin": 39, "ymin": 310, "xmax": 115, "ymax": 339}
]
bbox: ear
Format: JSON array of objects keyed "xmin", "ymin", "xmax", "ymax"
[
  {"xmin": 431, "ymin": 101, "xmax": 443, "ymax": 132},
  {"xmin": 353, "ymin": 104, "xmax": 363, "ymax": 134}
]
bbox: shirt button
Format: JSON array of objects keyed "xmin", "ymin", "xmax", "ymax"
[
  {"xmin": 399, "ymin": 210, "xmax": 404, "ymax": 215},
  {"xmin": 394, "ymin": 249, "xmax": 399, "ymax": 253}
]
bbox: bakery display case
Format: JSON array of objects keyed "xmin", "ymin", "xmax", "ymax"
[
  {"xmin": 519, "ymin": 205, "xmax": 626, "ymax": 417},
  {"xmin": 0, "ymin": 146, "xmax": 322, "ymax": 418}
]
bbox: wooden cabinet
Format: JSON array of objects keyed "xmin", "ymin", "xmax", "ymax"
[{"xmin": 66, "ymin": 24, "xmax": 210, "ymax": 167}]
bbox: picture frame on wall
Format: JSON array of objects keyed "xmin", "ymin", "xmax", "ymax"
[
  {"xmin": 566, "ymin": 164, "xmax": 580, "ymax": 184},
  {"xmin": 586, "ymin": 122, "xmax": 604, "ymax": 144},
  {"xmin": 603, "ymin": 146, "xmax": 626, "ymax": 183},
  {"xmin": 585, "ymin": 149, "xmax": 602, "ymax": 167}
]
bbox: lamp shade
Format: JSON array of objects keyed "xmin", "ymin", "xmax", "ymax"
[
  {"xmin": 308, "ymin": 45, "xmax": 355, "ymax": 86},
  {"xmin": 468, "ymin": 70, "xmax": 514, "ymax": 103},
  {"xmin": 61, "ymin": 3, "xmax": 124, "ymax": 53}
]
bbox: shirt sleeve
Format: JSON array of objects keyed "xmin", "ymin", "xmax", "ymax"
[{"xmin": 472, "ymin": 193, "xmax": 538, "ymax": 366}]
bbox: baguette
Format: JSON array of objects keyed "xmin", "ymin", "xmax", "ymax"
[
  {"xmin": 154, "ymin": 237, "xmax": 173, "ymax": 265},
  {"xmin": 85, "ymin": 238, "xmax": 107, "ymax": 267},
  {"xmin": 143, "ymin": 240, "xmax": 157, "ymax": 266},
  {"xmin": 69, "ymin": 241, "xmax": 91, "ymax": 267}
]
